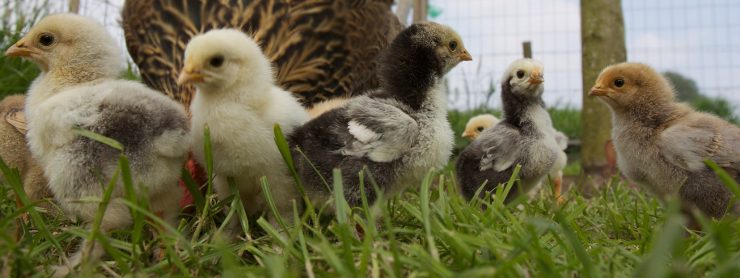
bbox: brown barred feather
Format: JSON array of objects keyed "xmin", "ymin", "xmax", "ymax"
[{"xmin": 122, "ymin": 0, "xmax": 402, "ymax": 109}]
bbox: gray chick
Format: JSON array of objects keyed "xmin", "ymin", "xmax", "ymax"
[
  {"xmin": 290, "ymin": 22, "xmax": 472, "ymax": 207},
  {"xmin": 6, "ymin": 14, "xmax": 191, "ymax": 274},
  {"xmin": 590, "ymin": 62, "xmax": 739, "ymax": 219},
  {"xmin": 457, "ymin": 58, "xmax": 566, "ymax": 202}
]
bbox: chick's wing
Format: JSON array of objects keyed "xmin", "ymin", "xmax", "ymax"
[
  {"xmin": 340, "ymin": 98, "xmax": 419, "ymax": 163},
  {"xmin": 478, "ymin": 124, "xmax": 524, "ymax": 172},
  {"xmin": 659, "ymin": 115, "xmax": 740, "ymax": 173}
]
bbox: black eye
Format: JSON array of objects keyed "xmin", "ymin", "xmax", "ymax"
[
  {"xmin": 449, "ymin": 41, "xmax": 457, "ymax": 51},
  {"xmin": 476, "ymin": 127, "xmax": 484, "ymax": 132},
  {"xmin": 39, "ymin": 33, "xmax": 54, "ymax": 46},
  {"xmin": 209, "ymin": 55, "xmax": 224, "ymax": 68},
  {"xmin": 516, "ymin": 70, "xmax": 525, "ymax": 79},
  {"xmin": 614, "ymin": 79, "xmax": 625, "ymax": 87}
]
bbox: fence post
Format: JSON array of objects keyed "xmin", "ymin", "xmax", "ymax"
[
  {"xmin": 413, "ymin": 0, "xmax": 428, "ymax": 23},
  {"xmin": 580, "ymin": 0, "xmax": 625, "ymax": 181},
  {"xmin": 69, "ymin": 0, "xmax": 80, "ymax": 14},
  {"xmin": 522, "ymin": 41, "xmax": 532, "ymax": 58}
]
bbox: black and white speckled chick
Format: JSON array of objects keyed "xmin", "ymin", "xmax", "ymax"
[
  {"xmin": 590, "ymin": 62, "xmax": 740, "ymax": 219},
  {"xmin": 6, "ymin": 14, "xmax": 190, "ymax": 273},
  {"xmin": 290, "ymin": 22, "xmax": 472, "ymax": 207},
  {"xmin": 457, "ymin": 59, "xmax": 565, "ymax": 202}
]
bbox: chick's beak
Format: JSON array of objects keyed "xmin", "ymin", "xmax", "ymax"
[
  {"xmin": 589, "ymin": 86, "xmax": 609, "ymax": 96},
  {"xmin": 529, "ymin": 70, "xmax": 543, "ymax": 85},
  {"xmin": 5, "ymin": 39, "xmax": 33, "ymax": 57},
  {"xmin": 177, "ymin": 64, "xmax": 205, "ymax": 85},
  {"xmin": 459, "ymin": 48, "xmax": 473, "ymax": 61},
  {"xmin": 462, "ymin": 131, "xmax": 475, "ymax": 140}
]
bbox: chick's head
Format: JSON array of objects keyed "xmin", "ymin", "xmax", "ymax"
[
  {"xmin": 589, "ymin": 63, "xmax": 674, "ymax": 110},
  {"xmin": 402, "ymin": 22, "xmax": 472, "ymax": 75},
  {"xmin": 462, "ymin": 114, "xmax": 499, "ymax": 140},
  {"xmin": 178, "ymin": 29, "xmax": 272, "ymax": 93},
  {"xmin": 5, "ymin": 13, "xmax": 122, "ymax": 78},
  {"xmin": 503, "ymin": 58, "xmax": 545, "ymax": 97}
]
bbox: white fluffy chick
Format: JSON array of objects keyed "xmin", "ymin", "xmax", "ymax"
[
  {"xmin": 6, "ymin": 14, "xmax": 190, "ymax": 274},
  {"xmin": 179, "ymin": 29, "xmax": 309, "ymax": 232},
  {"xmin": 462, "ymin": 114, "xmax": 499, "ymax": 140}
]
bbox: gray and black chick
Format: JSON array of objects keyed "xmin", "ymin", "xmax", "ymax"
[
  {"xmin": 289, "ymin": 22, "xmax": 472, "ymax": 207},
  {"xmin": 457, "ymin": 58, "xmax": 565, "ymax": 202}
]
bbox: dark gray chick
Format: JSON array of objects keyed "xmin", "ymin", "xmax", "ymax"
[
  {"xmin": 290, "ymin": 22, "xmax": 472, "ymax": 207},
  {"xmin": 457, "ymin": 58, "xmax": 565, "ymax": 202}
]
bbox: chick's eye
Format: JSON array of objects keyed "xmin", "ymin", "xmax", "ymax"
[
  {"xmin": 516, "ymin": 70, "xmax": 525, "ymax": 79},
  {"xmin": 39, "ymin": 34, "xmax": 54, "ymax": 46},
  {"xmin": 449, "ymin": 41, "xmax": 457, "ymax": 51},
  {"xmin": 614, "ymin": 79, "xmax": 625, "ymax": 87},
  {"xmin": 476, "ymin": 127, "xmax": 484, "ymax": 132},
  {"xmin": 209, "ymin": 55, "xmax": 224, "ymax": 67}
]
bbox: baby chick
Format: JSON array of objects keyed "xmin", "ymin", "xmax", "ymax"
[
  {"xmin": 179, "ymin": 29, "xmax": 309, "ymax": 230},
  {"xmin": 590, "ymin": 62, "xmax": 740, "ymax": 219},
  {"xmin": 461, "ymin": 112, "xmax": 568, "ymax": 203},
  {"xmin": 7, "ymin": 14, "xmax": 190, "ymax": 273},
  {"xmin": 457, "ymin": 59, "xmax": 566, "ymax": 202},
  {"xmin": 0, "ymin": 95, "xmax": 49, "ymax": 204},
  {"xmin": 462, "ymin": 114, "xmax": 499, "ymax": 140},
  {"xmin": 290, "ymin": 22, "xmax": 472, "ymax": 207}
]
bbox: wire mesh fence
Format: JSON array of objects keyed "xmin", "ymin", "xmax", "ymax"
[
  {"xmin": 4, "ymin": 0, "xmax": 738, "ymax": 112},
  {"xmin": 432, "ymin": 0, "xmax": 740, "ymax": 111}
]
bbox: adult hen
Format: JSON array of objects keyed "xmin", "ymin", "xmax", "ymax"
[
  {"xmin": 290, "ymin": 22, "xmax": 472, "ymax": 207},
  {"xmin": 590, "ymin": 62, "xmax": 740, "ymax": 220},
  {"xmin": 6, "ymin": 14, "xmax": 190, "ymax": 274},
  {"xmin": 122, "ymin": 0, "xmax": 403, "ymax": 109}
]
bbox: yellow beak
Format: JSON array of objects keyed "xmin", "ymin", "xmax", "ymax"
[
  {"xmin": 459, "ymin": 49, "xmax": 473, "ymax": 61},
  {"xmin": 5, "ymin": 39, "xmax": 33, "ymax": 57},
  {"xmin": 462, "ymin": 131, "xmax": 476, "ymax": 140},
  {"xmin": 589, "ymin": 87, "xmax": 609, "ymax": 96},
  {"xmin": 177, "ymin": 65, "xmax": 205, "ymax": 85},
  {"xmin": 529, "ymin": 70, "xmax": 543, "ymax": 84}
]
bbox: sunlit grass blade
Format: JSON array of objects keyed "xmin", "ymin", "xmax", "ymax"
[{"xmin": 72, "ymin": 127, "xmax": 123, "ymax": 151}]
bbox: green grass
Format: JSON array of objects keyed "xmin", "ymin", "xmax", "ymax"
[{"xmin": 1, "ymin": 141, "xmax": 739, "ymax": 277}]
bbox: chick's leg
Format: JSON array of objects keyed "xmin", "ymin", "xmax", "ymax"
[
  {"xmin": 553, "ymin": 171, "xmax": 564, "ymax": 205},
  {"xmin": 54, "ymin": 200, "xmax": 132, "ymax": 277},
  {"xmin": 149, "ymin": 187, "xmax": 183, "ymax": 261}
]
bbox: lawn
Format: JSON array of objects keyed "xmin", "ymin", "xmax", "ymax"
[{"xmin": 2, "ymin": 144, "xmax": 739, "ymax": 277}]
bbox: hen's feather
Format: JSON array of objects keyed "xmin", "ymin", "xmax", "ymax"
[{"xmin": 122, "ymin": 0, "xmax": 403, "ymax": 108}]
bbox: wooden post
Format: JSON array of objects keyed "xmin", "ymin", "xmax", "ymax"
[
  {"xmin": 396, "ymin": 0, "xmax": 412, "ymax": 25},
  {"xmin": 413, "ymin": 0, "xmax": 428, "ymax": 23},
  {"xmin": 69, "ymin": 0, "xmax": 80, "ymax": 14},
  {"xmin": 580, "ymin": 0, "xmax": 626, "ymax": 180},
  {"xmin": 522, "ymin": 41, "xmax": 532, "ymax": 58}
]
